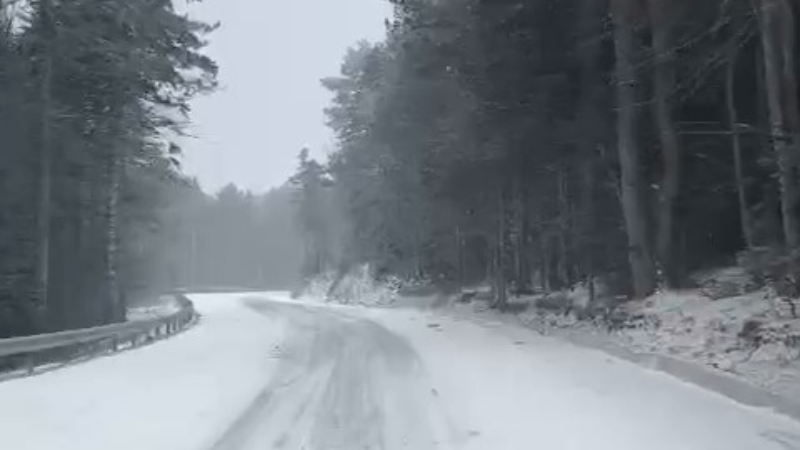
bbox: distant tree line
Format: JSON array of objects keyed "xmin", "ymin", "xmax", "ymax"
[
  {"xmin": 0, "ymin": 0, "xmax": 217, "ymax": 337},
  {"xmin": 291, "ymin": 0, "xmax": 800, "ymax": 306},
  {"xmin": 170, "ymin": 182, "xmax": 305, "ymax": 292}
]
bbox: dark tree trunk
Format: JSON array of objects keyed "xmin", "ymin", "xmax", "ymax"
[
  {"xmin": 455, "ymin": 225, "xmax": 465, "ymax": 291},
  {"xmin": 517, "ymin": 188, "xmax": 533, "ymax": 293},
  {"xmin": 35, "ymin": 41, "xmax": 54, "ymax": 330},
  {"xmin": 756, "ymin": 0, "xmax": 800, "ymax": 249},
  {"xmin": 611, "ymin": 0, "xmax": 657, "ymax": 298},
  {"xmin": 726, "ymin": 46, "xmax": 756, "ymax": 249},
  {"xmin": 648, "ymin": 0, "xmax": 682, "ymax": 286},
  {"xmin": 556, "ymin": 166, "xmax": 570, "ymax": 288},
  {"xmin": 104, "ymin": 149, "xmax": 123, "ymax": 323},
  {"xmin": 493, "ymin": 184, "xmax": 508, "ymax": 308}
]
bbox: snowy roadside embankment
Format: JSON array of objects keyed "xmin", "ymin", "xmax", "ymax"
[
  {"xmin": 446, "ymin": 271, "xmax": 800, "ymax": 416},
  {"xmin": 126, "ymin": 295, "xmax": 183, "ymax": 321},
  {"xmin": 615, "ymin": 292, "xmax": 800, "ymax": 399},
  {"xmin": 0, "ymin": 293, "xmax": 289, "ymax": 450}
]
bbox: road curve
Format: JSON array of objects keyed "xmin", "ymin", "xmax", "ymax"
[
  {"xmin": 206, "ymin": 299, "xmax": 444, "ymax": 450},
  {"xmin": 204, "ymin": 295, "xmax": 800, "ymax": 450},
  {"xmin": 2, "ymin": 293, "xmax": 798, "ymax": 450}
]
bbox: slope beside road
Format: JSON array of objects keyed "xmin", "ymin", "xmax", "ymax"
[{"xmin": 1, "ymin": 292, "xmax": 799, "ymax": 450}]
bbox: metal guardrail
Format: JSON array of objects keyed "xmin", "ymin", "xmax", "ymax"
[
  {"xmin": 0, "ymin": 294, "xmax": 197, "ymax": 377},
  {"xmin": 179, "ymin": 286, "xmax": 269, "ymax": 294}
]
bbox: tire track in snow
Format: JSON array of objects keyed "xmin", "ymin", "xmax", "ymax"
[{"xmin": 206, "ymin": 299, "xmax": 445, "ymax": 450}]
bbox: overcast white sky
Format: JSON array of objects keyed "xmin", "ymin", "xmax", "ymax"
[{"xmin": 180, "ymin": 1, "xmax": 391, "ymax": 194}]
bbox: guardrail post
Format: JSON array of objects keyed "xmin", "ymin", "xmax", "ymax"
[{"xmin": 24, "ymin": 354, "xmax": 35, "ymax": 375}]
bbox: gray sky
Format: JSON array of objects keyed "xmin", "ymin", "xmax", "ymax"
[{"xmin": 181, "ymin": 1, "xmax": 391, "ymax": 194}]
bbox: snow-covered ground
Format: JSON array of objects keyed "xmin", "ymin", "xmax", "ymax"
[
  {"xmin": 1, "ymin": 292, "xmax": 800, "ymax": 450},
  {"xmin": 0, "ymin": 293, "xmax": 291, "ymax": 450}
]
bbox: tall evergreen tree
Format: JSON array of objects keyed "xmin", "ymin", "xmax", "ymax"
[
  {"xmin": 0, "ymin": 0, "xmax": 218, "ymax": 336},
  {"xmin": 317, "ymin": 0, "xmax": 800, "ymax": 303}
]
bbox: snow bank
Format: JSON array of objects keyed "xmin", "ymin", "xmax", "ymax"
[
  {"xmin": 126, "ymin": 295, "xmax": 182, "ymax": 321},
  {"xmin": 614, "ymin": 290, "xmax": 800, "ymax": 401},
  {"xmin": 452, "ymin": 268, "xmax": 800, "ymax": 408}
]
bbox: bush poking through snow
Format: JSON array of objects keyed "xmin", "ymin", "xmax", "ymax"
[
  {"xmin": 693, "ymin": 266, "xmax": 759, "ymax": 300},
  {"xmin": 300, "ymin": 272, "xmax": 337, "ymax": 301},
  {"xmin": 301, "ymin": 265, "xmax": 402, "ymax": 307}
]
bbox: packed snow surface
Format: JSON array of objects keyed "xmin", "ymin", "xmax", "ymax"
[{"xmin": 1, "ymin": 292, "xmax": 800, "ymax": 450}]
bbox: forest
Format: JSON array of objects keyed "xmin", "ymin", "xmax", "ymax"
[
  {"xmin": 292, "ymin": 0, "xmax": 800, "ymax": 309},
  {"xmin": 5, "ymin": 0, "xmax": 800, "ymax": 338},
  {"xmin": 1, "ymin": 0, "xmax": 798, "ymax": 443},
  {"xmin": 0, "ymin": 0, "xmax": 308, "ymax": 338},
  {"xmin": 0, "ymin": 0, "xmax": 212, "ymax": 336}
]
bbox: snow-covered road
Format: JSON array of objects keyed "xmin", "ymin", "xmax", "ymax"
[
  {"xmin": 207, "ymin": 298, "xmax": 445, "ymax": 450},
  {"xmin": 2, "ymin": 293, "xmax": 800, "ymax": 450}
]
